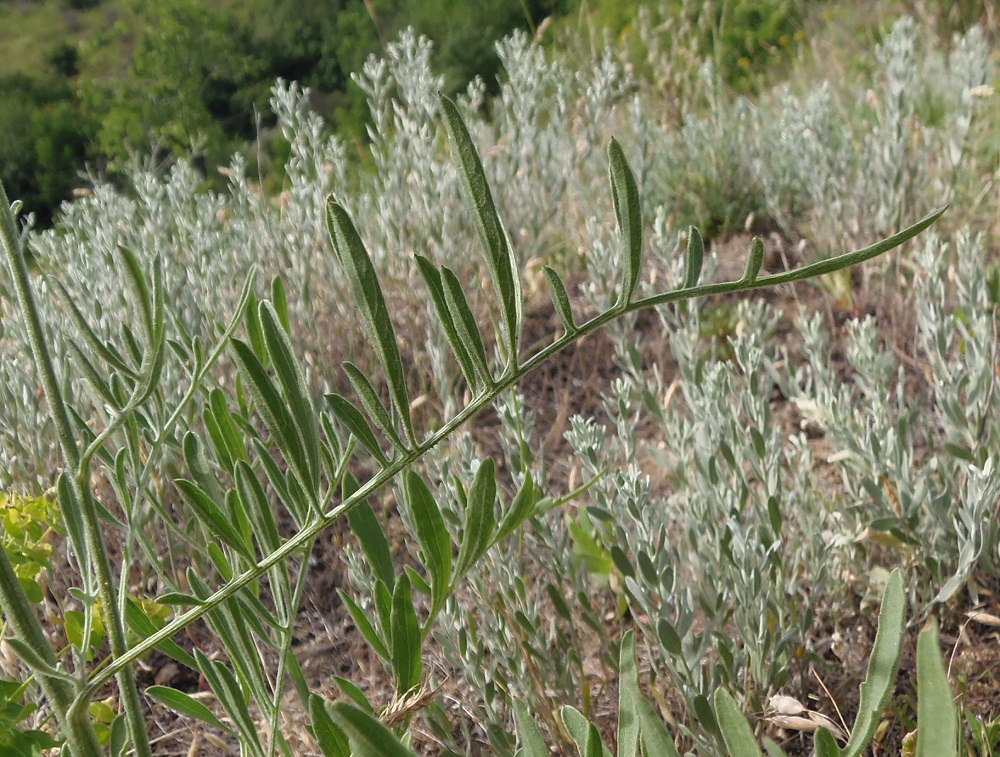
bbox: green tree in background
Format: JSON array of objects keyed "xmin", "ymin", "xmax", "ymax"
[
  {"xmin": 81, "ymin": 0, "xmax": 268, "ymax": 169},
  {"xmin": 0, "ymin": 71, "xmax": 94, "ymax": 227}
]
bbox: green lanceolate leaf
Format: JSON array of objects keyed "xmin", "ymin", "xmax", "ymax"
[
  {"xmin": 195, "ymin": 650, "xmax": 263, "ymax": 757},
  {"xmin": 561, "ymin": 706, "xmax": 611, "ymax": 757},
  {"xmin": 231, "ymin": 337, "xmax": 310, "ymax": 485},
  {"xmin": 326, "ymin": 392, "xmax": 389, "ymax": 466},
  {"xmin": 684, "ymin": 226, "xmax": 705, "ymax": 289},
  {"xmin": 814, "ymin": 728, "xmax": 841, "ymax": 757},
  {"xmin": 390, "ymin": 572, "xmax": 422, "ymax": 693},
  {"xmin": 52, "ymin": 277, "xmax": 136, "ymax": 377},
  {"xmin": 586, "ymin": 723, "xmax": 605, "ymax": 757},
  {"xmin": 181, "ymin": 432, "xmax": 225, "ymax": 511},
  {"xmin": 543, "ymin": 266, "xmax": 577, "ymax": 334},
  {"xmin": 455, "ymin": 458, "xmax": 498, "ymax": 578},
  {"xmin": 496, "ymin": 472, "xmax": 535, "ymax": 543},
  {"xmin": 327, "ymin": 702, "xmax": 420, "ymax": 757},
  {"xmin": 415, "ymin": 255, "xmax": 480, "ymax": 390},
  {"xmin": 309, "ymin": 695, "xmax": 351, "ymax": 757},
  {"xmin": 331, "ymin": 675, "xmax": 375, "ymax": 713},
  {"xmin": 637, "ymin": 695, "xmax": 681, "ymax": 757},
  {"xmin": 343, "ymin": 361, "xmax": 408, "ymax": 453},
  {"xmin": 235, "ymin": 461, "xmax": 281, "ymax": 555},
  {"xmin": 124, "ymin": 598, "xmax": 196, "ymax": 670},
  {"xmin": 56, "ymin": 473, "xmax": 89, "ymax": 574},
  {"xmin": 260, "ymin": 301, "xmax": 320, "ymax": 492},
  {"xmin": 403, "ymin": 471, "xmax": 452, "ymax": 610},
  {"xmin": 513, "ymin": 700, "xmax": 548, "ymax": 757},
  {"xmin": 5, "ymin": 638, "xmax": 76, "ymax": 683},
  {"xmin": 763, "ymin": 739, "xmax": 791, "ymax": 757},
  {"xmin": 617, "ymin": 630, "xmax": 641, "ymax": 757},
  {"xmin": 344, "ymin": 472, "xmax": 395, "ymax": 591},
  {"xmin": 714, "ymin": 689, "xmax": 764, "ymax": 757},
  {"xmin": 608, "ymin": 138, "xmax": 643, "ymax": 307},
  {"xmin": 338, "ymin": 589, "xmax": 389, "ymax": 660},
  {"xmin": 439, "ymin": 93, "xmax": 521, "ymax": 371},
  {"xmin": 270, "ymin": 275, "xmax": 291, "ymax": 333},
  {"xmin": 744, "ymin": 237, "xmax": 765, "ymax": 283},
  {"xmin": 174, "ymin": 479, "xmax": 253, "ymax": 560},
  {"xmin": 916, "ymin": 621, "xmax": 958, "ymax": 757},
  {"xmin": 116, "ymin": 246, "xmax": 155, "ymax": 346},
  {"xmin": 614, "ymin": 629, "xmax": 683, "ymax": 757},
  {"xmin": 841, "ymin": 569, "xmax": 906, "ymax": 757},
  {"xmin": 326, "ymin": 199, "xmax": 415, "ymax": 444},
  {"xmin": 441, "ymin": 265, "xmax": 494, "ymax": 391},
  {"xmin": 146, "ymin": 686, "xmax": 234, "ymax": 736}
]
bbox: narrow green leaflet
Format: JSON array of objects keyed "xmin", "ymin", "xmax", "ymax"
[
  {"xmin": 235, "ymin": 461, "xmax": 281, "ymax": 556},
  {"xmin": 326, "ymin": 200, "xmax": 414, "ymax": 444},
  {"xmin": 181, "ymin": 432, "xmax": 225, "ymax": 512},
  {"xmin": 814, "ymin": 728, "xmax": 841, "ymax": 757},
  {"xmin": 439, "ymin": 93, "xmax": 521, "ymax": 371},
  {"xmin": 308, "ymin": 695, "xmax": 351, "ymax": 757},
  {"xmin": 841, "ymin": 569, "xmax": 906, "ymax": 757},
  {"xmin": 608, "ymin": 138, "xmax": 643, "ymax": 307},
  {"xmin": 231, "ymin": 337, "xmax": 310, "ymax": 486},
  {"xmin": 455, "ymin": 458, "xmax": 498, "ymax": 578},
  {"xmin": 116, "ymin": 246, "xmax": 155, "ymax": 347},
  {"xmin": 414, "ymin": 255, "xmax": 480, "ymax": 390},
  {"xmin": 343, "ymin": 361, "xmax": 408, "ymax": 452},
  {"xmin": 206, "ymin": 389, "xmax": 247, "ymax": 468},
  {"xmin": 260, "ymin": 301, "xmax": 320, "ymax": 492},
  {"xmin": 327, "ymin": 702, "xmax": 420, "ymax": 757},
  {"xmin": 195, "ymin": 651, "xmax": 264, "ymax": 757},
  {"xmin": 684, "ymin": 226, "xmax": 705, "ymax": 289},
  {"xmin": 916, "ymin": 621, "xmax": 958, "ymax": 757},
  {"xmin": 403, "ymin": 471, "xmax": 452, "ymax": 609},
  {"xmin": 174, "ymin": 479, "xmax": 253, "ymax": 561},
  {"xmin": 513, "ymin": 700, "xmax": 548, "ymax": 757},
  {"xmin": 763, "ymin": 739, "xmax": 790, "ymax": 757},
  {"xmin": 637, "ymin": 695, "xmax": 681, "ymax": 757},
  {"xmin": 586, "ymin": 723, "xmax": 605, "ymax": 757},
  {"xmin": 390, "ymin": 573, "xmax": 422, "ymax": 692},
  {"xmin": 56, "ymin": 473, "xmax": 89, "ymax": 577},
  {"xmin": 543, "ymin": 266, "xmax": 577, "ymax": 334},
  {"xmin": 338, "ymin": 590, "xmax": 389, "ymax": 660},
  {"xmin": 270, "ymin": 275, "xmax": 291, "ymax": 333},
  {"xmin": 561, "ymin": 706, "xmax": 611, "ymax": 757},
  {"xmin": 326, "ymin": 393, "xmax": 389, "ymax": 466},
  {"xmin": 124, "ymin": 597, "xmax": 196, "ymax": 670},
  {"xmin": 65, "ymin": 342, "xmax": 117, "ymax": 407},
  {"xmin": 146, "ymin": 686, "xmax": 233, "ymax": 736},
  {"xmin": 441, "ymin": 266, "xmax": 494, "ymax": 391},
  {"xmin": 331, "ymin": 675, "xmax": 375, "ymax": 713},
  {"xmin": 5, "ymin": 639, "xmax": 76, "ymax": 683},
  {"xmin": 714, "ymin": 689, "xmax": 764, "ymax": 757},
  {"xmin": 52, "ymin": 277, "xmax": 136, "ymax": 377},
  {"xmin": 744, "ymin": 237, "xmax": 765, "ymax": 283},
  {"xmin": 617, "ymin": 631, "xmax": 641, "ymax": 757},
  {"xmin": 496, "ymin": 472, "xmax": 535, "ymax": 543},
  {"xmin": 344, "ymin": 472, "xmax": 395, "ymax": 591}
]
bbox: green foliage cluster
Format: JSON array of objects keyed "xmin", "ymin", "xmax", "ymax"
[{"xmin": 0, "ymin": 491, "xmax": 61, "ymax": 604}]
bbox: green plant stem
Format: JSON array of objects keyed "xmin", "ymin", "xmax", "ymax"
[
  {"xmin": 0, "ymin": 528, "xmax": 103, "ymax": 754},
  {"xmin": 79, "ymin": 204, "xmax": 945, "ymax": 706},
  {"xmin": 0, "ymin": 179, "xmax": 152, "ymax": 757}
]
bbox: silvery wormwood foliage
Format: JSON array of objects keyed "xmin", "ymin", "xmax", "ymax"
[
  {"xmin": 788, "ymin": 228, "xmax": 1000, "ymax": 606},
  {"xmin": 0, "ymin": 29, "xmax": 635, "ymax": 489},
  {"xmin": 757, "ymin": 17, "xmax": 992, "ymax": 253}
]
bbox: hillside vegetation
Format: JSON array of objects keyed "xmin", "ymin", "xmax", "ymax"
[{"xmin": 1, "ymin": 1, "xmax": 999, "ymax": 755}]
